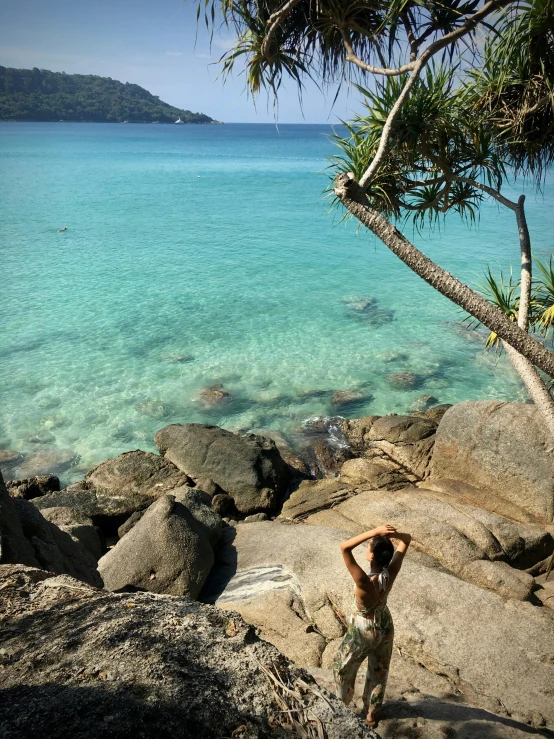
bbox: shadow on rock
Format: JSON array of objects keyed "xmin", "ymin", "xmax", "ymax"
[
  {"xmin": 199, "ymin": 525, "xmax": 238, "ymax": 604},
  {"xmin": 378, "ymin": 699, "xmax": 554, "ymax": 738}
]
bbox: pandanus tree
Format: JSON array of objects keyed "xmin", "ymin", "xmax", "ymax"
[{"xmin": 197, "ymin": 0, "xmax": 554, "ymax": 432}]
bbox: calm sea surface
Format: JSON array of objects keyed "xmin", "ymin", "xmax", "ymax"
[{"xmin": 1, "ymin": 122, "xmax": 553, "ymax": 482}]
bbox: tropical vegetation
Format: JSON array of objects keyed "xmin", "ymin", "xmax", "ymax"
[
  {"xmin": 0, "ymin": 66, "xmax": 214, "ymax": 123},
  {"xmin": 195, "ymin": 0, "xmax": 554, "ymax": 434}
]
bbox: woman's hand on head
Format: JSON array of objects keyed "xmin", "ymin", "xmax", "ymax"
[{"xmin": 374, "ymin": 524, "xmax": 397, "ymax": 537}]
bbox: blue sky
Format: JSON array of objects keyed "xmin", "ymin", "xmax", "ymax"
[{"xmin": 0, "ymin": 0, "xmax": 360, "ymax": 123}]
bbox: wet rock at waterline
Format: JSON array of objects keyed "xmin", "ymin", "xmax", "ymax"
[
  {"xmin": 386, "ymin": 371, "xmax": 420, "ymax": 390},
  {"xmin": 159, "ymin": 351, "xmax": 195, "ymax": 363},
  {"xmin": 250, "ymin": 429, "xmax": 311, "ymax": 482},
  {"xmin": 331, "ymin": 389, "xmax": 374, "ymax": 409},
  {"xmin": 411, "ymin": 402, "xmax": 452, "ymax": 423},
  {"xmin": 155, "ymin": 424, "xmax": 291, "ymax": 513},
  {"xmin": 24, "ymin": 430, "xmax": 56, "ymax": 444},
  {"xmin": 192, "ymin": 384, "xmax": 231, "ymax": 409},
  {"xmin": 409, "ymin": 394, "xmax": 439, "ymax": 413},
  {"xmin": 12, "ymin": 449, "xmax": 78, "ymax": 480},
  {"xmin": 302, "ymin": 439, "xmax": 354, "ymax": 478},
  {"xmin": 342, "ymin": 295, "xmax": 395, "ymax": 326},
  {"xmin": 6, "ymin": 474, "xmax": 60, "ymax": 500},
  {"xmin": 135, "ymin": 399, "xmax": 171, "ymax": 419},
  {"xmin": 98, "ymin": 494, "xmax": 215, "ymax": 598},
  {"xmin": 368, "ymin": 415, "xmax": 437, "ymax": 444},
  {"xmin": 0, "ymin": 450, "xmax": 23, "ymax": 472}
]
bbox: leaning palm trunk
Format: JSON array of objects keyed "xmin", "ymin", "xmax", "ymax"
[
  {"xmin": 501, "ymin": 196, "xmax": 554, "ymax": 436},
  {"xmin": 502, "ymin": 343, "xmax": 554, "ymax": 437},
  {"xmin": 334, "ymin": 173, "xmax": 554, "ymax": 380}
]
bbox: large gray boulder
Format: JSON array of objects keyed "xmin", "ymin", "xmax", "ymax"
[
  {"xmin": 86, "ymin": 450, "xmax": 191, "ymax": 498},
  {"xmin": 13, "ymin": 499, "xmax": 103, "ymax": 588},
  {"xmin": 430, "ymin": 400, "xmax": 554, "ymax": 523},
  {"xmin": 209, "ymin": 521, "xmax": 554, "ymax": 729},
  {"xmin": 98, "ymin": 495, "xmax": 214, "ymax": 597},
  {"xmin": 115, "ymin": 487, "xmax": 224, "ymax": 548},
  {"xmin": 33, "ymin": 451, "xmax": 192, "ymax": 530},
  {"xmin": 0, "ymin": 470, "xmax": 38, "ymax": 566},
  {"xmin": 338, "ymin": 414, "xmax": 437, "ymax": 479},
  {"xmin": 155, "ymin": 424, "xmax": 291, "ymax": 513},
  {"xmin": 33, "ymin": 483, "xmax": 148, "ymax": 520},
  {"xmin": 39, "ymin": 506, "xmax": 104, "ymax": 560},
  {"xmin": 0, "ymin": 564, "xmax": 376, "ymax": 739}
]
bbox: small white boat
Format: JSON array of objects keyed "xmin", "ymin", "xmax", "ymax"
[{"xmin": 175, "ymin": 118, "xmax": 185, "ymax": 124}]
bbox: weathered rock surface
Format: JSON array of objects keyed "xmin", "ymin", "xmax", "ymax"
[
  {"xmin": 12, "ymin": 498, "xmax": 103, "ymax": 587},
  {"xmin": 430, "ymin": 400, "xmax": 554, "ymax": 523},
  {"xmin": 338, "ymin": 416, "xmax": 381, "ymax": 453},
  {"xmin": 369, "ymin": 416, "xmax": 437, "ymax": 444},
  {"xmin": 332, "ymin": 489, "xmax": 551, "ymax": 594},
  {"xmin": 461, "ymin": 560, "xmax": 535, "ymax": 601},
  {"xmin": 338, "ymin": 414, "xmax": 437, "ymax": 480},
  {"xmin": 279, "ymin": 479, "xmax": 353, "ymax": 520},
  {"xmin": 33, "ymin": 484, "xmax": 149, "ymax": 522},
  {"xmin": 155, "ymin": 424, "xmax": 290, "ymax": 513},
  {"xmin": 0, "ymin": 564, "xmax": 376, "ymax": 739},
  {"xmin": 251, "ymin": 430, "xmax": 311, "ymax": 482},
  {"xmin": 411, "ymin": 403, "xmax": 452, "ymax": 423},
  {"xmin": 86, "ymin": 450, "xmax": 191, "ymax": 499},
  {"xmin": 6, "ymin": 474, "xmax": 60, "ymax": 499},
  {"xmin": 302, "ymin": 439, "xmax": 354, "ymax": 478},
  {"xmin": 535, "ymin": 574, "xmax": 554, "ymax": 610},
  {"xmin": 98, "ymin": 495, "xmax": 214, "ymax": 598},
  {"xmin": 172, "ymin": 487, "xmax": 223, "ymax": 547},
  {"xmin": 339, "ymin": 458, "xmax": 413, "ymax": 491},
  {"xmin": 0, "ymin": 471, "xmax": 38, "ymax": 566},
  {"xmin": 39, "ymin": 506, "xmax": 104, "ymax": 560},
  {"xmin": 207, "ymin": 522, "xmax": 554, "ymax": 729}
]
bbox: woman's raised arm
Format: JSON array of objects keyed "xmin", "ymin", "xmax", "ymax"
[{"xmin": 339, "ymin": 525, "xmax": 397, "ymax": 586}]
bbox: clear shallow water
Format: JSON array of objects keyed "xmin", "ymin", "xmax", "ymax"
[{"xmin": 1, "ymin": 122, "xmax": 553, "ymax": 483}]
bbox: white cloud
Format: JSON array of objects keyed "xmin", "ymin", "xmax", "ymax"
[
  {"xmin": 213, "ymin": 37, "xmax": 238, "ymax": 51},
  {"xmin": 166, "ymin": 51, "xmax": 183, "ymax": 57}
]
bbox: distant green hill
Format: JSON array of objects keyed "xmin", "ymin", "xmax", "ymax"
[{"xmin": 0, "ymin": 66, "xmax": 215, "ymax": 124}]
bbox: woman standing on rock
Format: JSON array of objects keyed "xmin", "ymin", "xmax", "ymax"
[{"xmin": 333, "ymin": 524, "xmax": 411, "ymax": 728}]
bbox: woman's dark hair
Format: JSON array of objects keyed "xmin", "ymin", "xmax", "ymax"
[{"xmin": 369, "ymin": 536, "xmax": 394, "ymax": 567}]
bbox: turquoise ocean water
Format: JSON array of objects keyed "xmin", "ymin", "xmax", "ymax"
[{"xmin": 1, "ymin": 122, "xmax": 553, "ymax": 483}]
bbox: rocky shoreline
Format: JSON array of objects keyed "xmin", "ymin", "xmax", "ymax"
[{"xmin": 1, "ymin": 400, "xmax": 554, "ymax": 738}]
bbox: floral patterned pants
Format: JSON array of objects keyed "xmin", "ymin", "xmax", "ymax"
[{"xmin": 333, "ymin": 605, "xmax": 394, "ymax": 712}]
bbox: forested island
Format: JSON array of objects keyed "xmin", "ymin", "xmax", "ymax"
[{"xmin": 0, "ymin": 66, "xmax": 215, "ymax": 123}]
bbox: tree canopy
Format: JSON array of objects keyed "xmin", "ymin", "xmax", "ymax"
[
  {"xmin": 0, "ymin": 67, "xmax": 215, "ymax": 124},
  {"xmin": 197, "ymin": 0, "xmax": 554, "ymax": 432}
]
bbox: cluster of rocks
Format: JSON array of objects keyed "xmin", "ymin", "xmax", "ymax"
[{"xmin": 2, "ymin": 400, "xmax": 554, "ymax": 737}]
